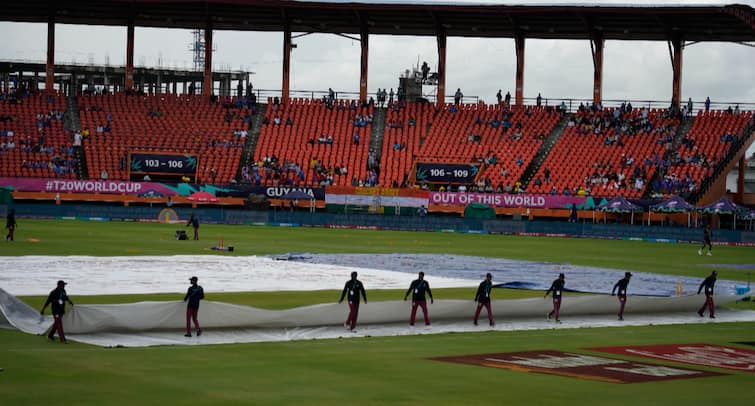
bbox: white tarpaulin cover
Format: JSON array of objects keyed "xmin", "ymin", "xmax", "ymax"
[
  {"xmin": 0, "ymin": 255, "xmax": 477, "ymax": 296},
  {"xmin": 59, "ymin": 294, "xmax": 750, "ymax": 334},
  {"xmin": 3, "ymin": 287, "xmax": 752, "ymax": 347}
]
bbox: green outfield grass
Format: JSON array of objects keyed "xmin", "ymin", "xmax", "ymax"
[
  {"xmin": 1, "ymin": 321, "xmax": 754, "ymax": 405},
  {"xmin": 2, "ymin": 219, "xmax": 754, "ymax": 281},
  {"xmin": 1, "ymin": 219, "xmax": 754, "ymax": 405}
]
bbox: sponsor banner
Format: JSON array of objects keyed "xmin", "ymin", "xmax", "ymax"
[
  {"xmin": 429, "ymin": 192, "xmax": 586, "ymax": 209},
  {"xmin": 130, "ymin": 152, "xmax": 198, "ymax": 175},
  {"xmin": 327, "ymin": 225, "xmax": 382, "ymax": 230},
  {"xmin": 326, "ymin": 186, "xmax": 429, "ymax": 198},
  {"xmin": 258, "ymin": 186, "xmax": 324, "ymax": 200},
  {"xmin": 220, "ymin": 186, "xmax": 325, "ymax": 200},
  {"xmin": 415, "ymin": 162, "xmax": 480, "ymax": 184},
  {"xmin": 433, "ymin": 350, "xmax": 723, "ymax": 383},
  {"xmin": 325, "ymin": 194, "xmax": 427, "ymax": 208},
  {"xmin": 354, "ymin": 187, "xmax": 400, "ymax": 196},
  {"xmin": 0, "ymin": 177, "xmax": 178, "ymax": 196},
  {"xmin": 591, "ymin": 344, "xmax": 755, "ymax": 373}
]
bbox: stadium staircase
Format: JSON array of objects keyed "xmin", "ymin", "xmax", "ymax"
[
  {"xmin": 642, "ymin": 113, "xmax": 695, "ymax": 199},
  {"xmin": 234, "ymin": 102, "xmax": 268, "ymax": 181},
  {"xmin": 688, "ymin": 114, "xmax": 755, "ymax": 203},
  {"xmin": 369, "ymin": 106, "xmax": 387, "ymax": 171},
  {"xmin": 519, "ymin": 113, "xmax": 571, "ymax": 191},
  {"xmin": 65, "ymin": 93, "xmax": 88, "ymax": 179}
]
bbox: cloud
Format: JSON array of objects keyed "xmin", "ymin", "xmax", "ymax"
[{"xmin": 0, "ymin": 1, "xmax": 753, "ymax": 105}]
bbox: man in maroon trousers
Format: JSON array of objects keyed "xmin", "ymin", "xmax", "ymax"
[
  {"xmin": 40, "ymin": 280, "xmax": 74, "ymax": 343},
  {"xmin": 339, "ymin": 271, "xmax": 367, "ymax": 331},
  {"xmin": 545, "ymin": 273, "xmax": 565, "ymax": 323},
  {"xmin": 697, "ymin": 270, "xmax": 718, "ymax": 318},
  {"xmin": 473, "ymin": 273, "xmax": 495, "ymax": 326},
  {"xmin": 404, "ymin": 272, "xmax": 433, "ymax": 326}
]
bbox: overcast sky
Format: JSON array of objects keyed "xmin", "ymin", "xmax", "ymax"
[{"xmin": 0, "ymin": 0, "xmax": 753, "ymax": 105}]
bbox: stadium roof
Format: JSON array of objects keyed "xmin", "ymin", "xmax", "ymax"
[{"xmin": 3, "ymin": 1, "xmax": 754, "ymax": 42}]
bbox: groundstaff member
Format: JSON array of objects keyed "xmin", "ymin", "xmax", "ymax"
[
  {"xmin": 473, "ymin": 273, "xmax": 495, "ymax": 326},
  {"xmin": 339, "ymin": 271, "xmax": 367, "ymax": 331},
  {"xmin": 611, "ymin": 272, "xmax": 632, "ymax": 321},
  {"xmin": 544, "ymin": 273, "xmax": 565, "ymax": 323},
  {"xmin": 184, "ymin": 276, "xmax": 205, "ymax": 337},
  {"xmin": 697, "ymin": 270, "xmax": 718, "ymax": 319},
  {"xmin": 404, "ymin": 272, "xmax": 433, "ymax": 326},
  {"xmin": 40, "ymin": 280, "xmax": 74, "ymax": 343}
]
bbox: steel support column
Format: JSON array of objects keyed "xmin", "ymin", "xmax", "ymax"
[
  {"xmin": 203, "ymin": 24, "xmax": 213, "ymax": 99},
  {"xmin": 282, "ymin": 24, "xmax": 292, "ymax": 102},
  {"xmin": 46, "ymin": 16, "xmax": 55, "ymax": 91},
  {"xmin": 436, "ymin": 27, "xmax": 447, "ymax": 107},
  {"xmin": 591, "ymin": 33, "xmax": 604, "ymax": 106},
  {"xmin": 670, "ymin": 37, "xmax": 683, "ymax": 106},
  {"xmin": 125, "ymin": 19, "xmax": 135, "ymax": 90},
  {"xmin": 359, "ymin": 23, "xmax": 369, "ymax": 102},
  {"xmin": 514, "ymin": 33, "xmax": 525, "ymax": 106}
]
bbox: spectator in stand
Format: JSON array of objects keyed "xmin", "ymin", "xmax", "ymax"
[
  {"xmin": 454, "ymin": 88, "xmax": 463, "ymax": 105},
  {"xmin": 100, "ymin": 169, "xmax": 108, "ymax": 180},
  {"xmin": 504, "ymin": 91, "xmax": 511, "ymax": 106},
  {"xmin": 705, "ymin": 96, "xmax": 711, "ymax": 112},
  {"xmin": 536, "ymin": 93, "xmax": 542, "ymax": 106},
  {"xmin": 687, "ymin": 98, "xmax": 693, "ymax": 116},
  {"xmin": 496, "ymin": 90, "xmax": 503, "ymax": 105}
]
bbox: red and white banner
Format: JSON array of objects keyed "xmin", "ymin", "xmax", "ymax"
[
  {"xmin": 591, "ymin": 344, "xmax": 755, "ymax": 373},
  {"xmin": 429, "ymin": 192, "xmax": 585, "ymax": 208}
]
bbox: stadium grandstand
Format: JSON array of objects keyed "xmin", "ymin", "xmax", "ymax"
[{"xmin": 1, "ymin": 0, "xmax": 754, "ymax": 217}]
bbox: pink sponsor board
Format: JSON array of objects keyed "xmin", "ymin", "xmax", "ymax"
[
  {"xmin": 429, "ymin": 192, "xmax": 585, "ymax": 209},
  {"xmin": 0, "ymin": 177, "xmax": 178, "ymax": 196}
]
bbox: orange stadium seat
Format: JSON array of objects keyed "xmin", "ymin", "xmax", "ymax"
[{"xmin": 77, "ymin": 93, "xmax": 243, "ymax": 183}]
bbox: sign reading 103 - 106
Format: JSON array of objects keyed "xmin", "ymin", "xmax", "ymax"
[
  {"xmin": 130, "ymin": 152, "xmax": 198, "ymax": 175},
  {"xmin": 415, "ymin": 162, "xmax": 480, "ymax": 184}
]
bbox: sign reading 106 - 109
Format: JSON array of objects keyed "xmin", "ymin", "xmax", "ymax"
[
  {"xmin": 130, "ymin": 152, "xmax": 198, "ymax": 175},
  {"xmin": 415, "ymin": 163, "xmax": 480, "ymax": 184}
]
